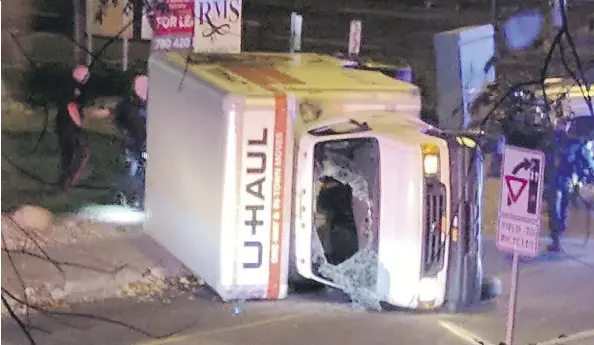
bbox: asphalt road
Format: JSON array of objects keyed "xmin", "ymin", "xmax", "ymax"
[{"xmin": 2, "ymin": 237, "xmax": 594, "ymax": 345}]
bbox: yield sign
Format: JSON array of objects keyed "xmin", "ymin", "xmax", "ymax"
[{"xmin": 505, "ymin": 175, "xmax": 527, "ymax": 206}]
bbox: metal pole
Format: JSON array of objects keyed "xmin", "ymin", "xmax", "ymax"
[
  {"xmin": 73, "ymin": 0, "xmax": 85, "ymax": 64},
  {"xmin": 505, "ymin": 251, "xmax": 520, "ymax": 345},
  {"xmin": 490, "ymin": 0, "xmax": 498, "ymax": 26},
  {"xmin": 86, "ymin": 0, "xmax": 93, "ymax": 66},
  {"xmin": 122, "ymin": 11, "xmax": 129, "ymax": 71},
  {"xmin": 123, "ymin": 37, "xmax": 129, "ymax": 71}
]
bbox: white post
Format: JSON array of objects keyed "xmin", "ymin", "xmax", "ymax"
[
  {"xmin": 289, "ymin": 12, "xmax": 303, "ymax": 53},
  {"xmin": 348, "ymin": 20, "xmax": 362, "ymax": 56},
  {"xmin": 74, "ymin": 0, "xmax": 84, "ymax": 63},
  {"xmin": 85, "ymin": 0, "xmax": 93, "ymax": 65},
  {"xmin": 122, "ymin": 37, "xmax": 129, "ymax": 71},
  {"xmin": 505, "ymin": 251, "xmax": 520, "ymax": 345},
  {"xmin": 122, "ymin": 11, "xmax": 129, "ymax": 71}
]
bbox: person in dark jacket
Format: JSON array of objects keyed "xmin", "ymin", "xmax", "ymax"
[
  {"xmin": 113, "ymin": 75, "xmax": 148, "ymax": 207},
  {"xmin": 547, "ymin": 129, "xmax": 594, "ymax": 252},
  {"xmin": 55, "ymin": 65, "xmax": 91, "ymax": 190}
]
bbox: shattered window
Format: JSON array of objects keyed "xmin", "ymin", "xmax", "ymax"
[{"xmin": 310, "ymin": 137, "xmax": 382, "ymax": 311}]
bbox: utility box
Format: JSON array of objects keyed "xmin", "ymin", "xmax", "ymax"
[{"xmin": 434, "ymin": 24, "xmax": 495, "ymax": 131}]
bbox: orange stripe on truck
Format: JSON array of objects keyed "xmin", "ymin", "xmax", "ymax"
[
  {"xmin": 267, "ymin": 93, "xmax": 288, "ymax": 299},
  {"xmin": 228, "ymin": 64, "xmax": 297, "ymax": 299}
]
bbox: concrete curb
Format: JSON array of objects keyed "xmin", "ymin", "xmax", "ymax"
[{"xmin": 1, "ymin": 232, "xmax": 187, "ymax": 315}]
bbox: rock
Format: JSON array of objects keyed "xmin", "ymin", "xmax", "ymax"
[
  {"xmin": 179, "ymin": 276, "xmax": 190, "ymax": 286},
  {"xmin": 2, "ymin": 205, "xmax": 55, "ymax": 250},
  {"xmin": 24, "ymin": 287, "xmax": 36, "ymax": 299},
  {"xmin": 9, "ymin": 204, "xmax": 54, "ymax": 234},
  {"xmin": 143, "ymin": 267, "xmax": 165, "ymax": 280}
]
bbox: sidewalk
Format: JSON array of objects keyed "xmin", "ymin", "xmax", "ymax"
[{"xmin": 1, "ymin": 210, "xmax": 187, "ymax": 315}]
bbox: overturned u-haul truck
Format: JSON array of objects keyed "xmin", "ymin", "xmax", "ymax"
[{"xmin": 145, "ymin": 52, "xmax": 492, "ymax": 311}]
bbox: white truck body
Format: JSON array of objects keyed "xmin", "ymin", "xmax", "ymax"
[{"xmin": 145, "ymin": 52, "xmax": 474, "ymax": 310}]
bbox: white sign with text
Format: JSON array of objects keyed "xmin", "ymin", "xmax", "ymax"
[
  {"xmin": 193, "ymin": 0, "xmax": 243, "ymax": 53},
  {"xmin": 496, "ymin": 145, "xmax": 545, "ymax": 257}
]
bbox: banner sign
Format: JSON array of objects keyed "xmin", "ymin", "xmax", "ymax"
[
  {"xmin": 152, "ymin": 0, "xmax": 195, "ymax": 51},
  {"xmin": 193, "ymin": 0, "xmax": 242, "ymax": 53}
]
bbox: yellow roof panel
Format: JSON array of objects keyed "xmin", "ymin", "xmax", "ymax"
[{"xmin": 165, "ymin": 52, "xmax": 417, "ymax": 96}]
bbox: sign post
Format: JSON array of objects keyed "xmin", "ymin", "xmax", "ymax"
[
  {"xmin": 497, "ymin": 145, "xmax": 545, "ymax": 345},
  {"xmin": 152, "ymin": 0, "xmax": 195, "ymax": 51},
  {"xmin": 122, "ymin": 7, "xmax": 129, "ymax": 71},
  {"xmin": 85, "ymin": 0, "xmax": 93, "ymax": 66},
  {"xmin": 348, "ymin": 20, "xmax": 362, "ymax": 56},
  {"xmin": 289, "ymin": 12, "xmax": 303, "ymax": 53}
]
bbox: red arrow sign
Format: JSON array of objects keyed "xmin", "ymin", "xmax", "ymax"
[{"xmin": 505, "ymin": 175, "xmax": 528, "ymax": 206}]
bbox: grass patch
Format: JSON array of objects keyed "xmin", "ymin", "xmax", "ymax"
[{"xmin": 2, "ymin": 110, "xmax": 126, "ymax": 213}]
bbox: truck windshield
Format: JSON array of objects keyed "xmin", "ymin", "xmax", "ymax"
[{"xmin": 309, "ymin": 137, "xmax": 382, "ymax": 310}]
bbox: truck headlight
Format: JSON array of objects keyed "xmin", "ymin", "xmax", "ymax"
[
  {"xmin": 418, "ymin": 277, "xmax": 438, "ymax": 302},
  {"xmin": 421, "ymin": 144, "xmax": 440, "ymax": 176}
]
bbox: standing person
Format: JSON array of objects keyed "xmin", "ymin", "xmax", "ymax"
[
  {"xmin": 113, "ymin": 75, "xmax": 148, "ymax": 207},
  {"xmin": 547, "ymin": 122, "xmax": 574, "ymax": 252},
  {"xmin": 547, "ymin": 130, "xmax": 594, "ymax": 252},
  {"xmin": 55, "ymin": 64, "xmax": 91, "ymax": 190}
]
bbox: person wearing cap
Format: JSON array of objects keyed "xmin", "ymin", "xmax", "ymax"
[
  {"xmin": 54, "ymin": 64, "xmax": 91, "ymax": 189},
  {"xmin": 112, "ymin": 75, "xmax": 148, "ymax": 207}
]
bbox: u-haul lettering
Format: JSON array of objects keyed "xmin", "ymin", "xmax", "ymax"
[
  {"xmin": 237, "ymin": 113, "xmax": 275, "ymax": 287},
  {"xmin": 236, "ymin": 98, "xmax": 288, "ymax": 298},
  {"xmin": 242, "ymin": 128, "xmax": 270, "ymax": 269}
]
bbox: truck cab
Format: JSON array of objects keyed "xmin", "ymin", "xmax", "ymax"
[
  {"xmin": 291, "ymin": 109, "xmax": 485, "ymax": 310},
  {"xmin": 145, "ymin": 52, "xmax": 490, "ymax": 312}
]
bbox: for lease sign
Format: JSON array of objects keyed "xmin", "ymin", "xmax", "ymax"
[
  {"xmin": 151, "ymin": 0, "xmax": 195, "ymax": 51},
  {"xmin": 237, "ymin": 97, "xmax": 288, "ymax": 299}
]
